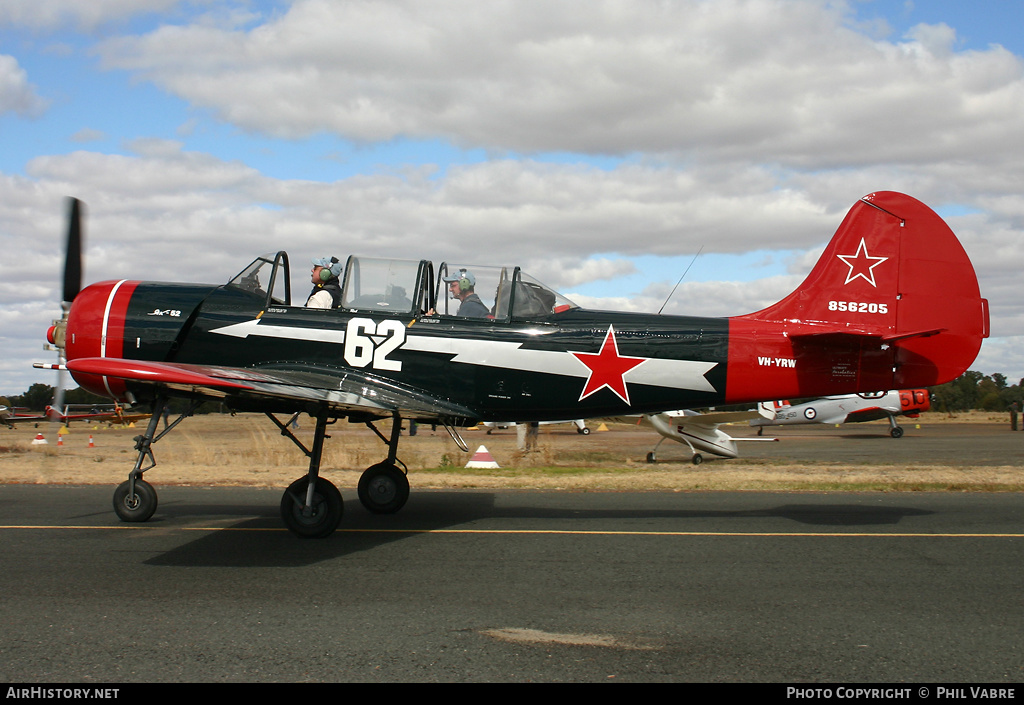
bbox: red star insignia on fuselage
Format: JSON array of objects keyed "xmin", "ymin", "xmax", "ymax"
[
  {"xmin": 836, "ymin": 238, "xmax": 888, "ymax": 287},
  {"xmin": 572, "ymin": 325, "xmax": 647, "ymax": 405}
]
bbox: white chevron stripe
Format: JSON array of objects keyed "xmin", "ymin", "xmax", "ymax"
[{"xmin": 210, "ymin": 320, "xmax": 717, "ymax": 394}]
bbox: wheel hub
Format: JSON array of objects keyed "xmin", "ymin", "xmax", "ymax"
[{"xmin": 368, "ymin": 476, "xmax": 397, "ymax": 503}]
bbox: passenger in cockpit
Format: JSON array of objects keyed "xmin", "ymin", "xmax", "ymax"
[
  {"xmin": 307, "ymin": 256, "xmax": 343, "ymax": 308},
  {"xmin": 442, "ymin": 269, "xmax": 489, "ymax": 318}
]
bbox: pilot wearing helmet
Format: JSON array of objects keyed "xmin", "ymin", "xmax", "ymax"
[
  {"xmin": 442, "ymin": 268, "xmax": 489, "ymax": 318},
  {"xmin": 307, "ymin": 256, "xmax": 343, "ymax": 308}
]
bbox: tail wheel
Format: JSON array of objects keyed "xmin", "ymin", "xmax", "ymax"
[
  {"xmin": 358, "ymin": 462, "xmax": 410, "ymax": 514},
  {"xmin": 113, "ymin": 479, "xmax": 158, "ymax": 523},
  {"xmin": 280, "ymin": 477, "xmax": 343, "ymax": 538}
]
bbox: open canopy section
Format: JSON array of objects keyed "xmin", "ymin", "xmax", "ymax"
[
  {"xmin": 224, "ymin": 252, "xmax": 579, "ymax": 320},
  {"xmin": 226, "ymin": 251, "xmax": 291, "ymax": 306},
  {"xmin": 341, "ymin": 257, "xmax": 433, "ymax": 314},
  {"xmin": 436, "ymin": 262, "xmax": 579, "ymax": 320}
]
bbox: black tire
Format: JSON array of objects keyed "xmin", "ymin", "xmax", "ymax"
[
  {"xmin": 890, "ymin": 426, "xmax": 904, "ymax": 438},
  {"xmin": 646, "ymin": 451, "xmax": 656, "ymax": 464},
  {"xmin": 358, "ymin": 462, "xmax": 410, "ymax": 514},
  {"xmin": 692, "ymin": 454, "xmax": 703, "ymax": 466},
  {"xmin": 113, "ymin": 478, "xmax": 158, "ymax": 523},
  {"xmin": 578, "ymin": 427, "xmax": 591, "ymax": 435},
  {"xmin": 280, "ymin": 477, "xmax": 343, "ymax": 538}
]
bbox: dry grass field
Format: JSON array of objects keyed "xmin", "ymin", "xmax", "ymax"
[{"xmin": 1, "ymin": 410, "xmax": 1022, "ymax": 492}]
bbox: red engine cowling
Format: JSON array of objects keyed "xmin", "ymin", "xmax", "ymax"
[{"xmin": 899, "ymin": 389, "xmax": 930, "ymax": 416}]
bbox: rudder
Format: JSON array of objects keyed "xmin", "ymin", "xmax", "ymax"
[{"xmin": 737, "ymin": 192, "xmax": 988, "ymax": 387}]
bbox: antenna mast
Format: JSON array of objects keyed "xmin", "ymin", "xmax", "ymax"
[{"xmin": 657, "ymin": 246, "xmax": 703, "ymax": 315}]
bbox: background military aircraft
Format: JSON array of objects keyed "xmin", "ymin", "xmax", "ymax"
[
  {"xmin": 0, "ymin": 406, "xmax": 36, "ymax": 428},
  {"xmin": 35, "ymin": 192, "xmax": 988, "ymax": 536},
  {"xmin": 749, "ymin": 389, "xmax": 931, "ymax": 438},
  {"xmin": 628, "ymin": 408, "xmax": 777, "ymax": 465},
  {"xmin": 0, "ymin": 403, "xmax": 147, "ymax": 429}
]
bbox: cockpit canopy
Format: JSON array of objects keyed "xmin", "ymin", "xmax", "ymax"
[{"xmin": 227, "ymin": 252, "xmax": 579, "ymax": 321}]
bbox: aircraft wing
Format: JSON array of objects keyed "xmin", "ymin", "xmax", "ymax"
[
  {"xmin": 602, "ymin": 408, "xmax": 765, "ymax": 429},
  {"xmin": 0, "ymin": 412, "xmax": 50, "ymax": 426},
  {"xmin": 665, "ymin": 409, "xmax": 767, "ymax": 426},
  {"xmin": 65, "ymin": 357, "xmax": 478, "ymax": 421}
]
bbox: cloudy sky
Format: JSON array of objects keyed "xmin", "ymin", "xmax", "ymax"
[{"xmin": 2, "ymin": 0, "xmax": 1022, "ymax": 396}]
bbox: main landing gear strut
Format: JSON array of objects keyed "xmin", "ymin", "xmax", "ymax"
[
  {"xmin": 270, "ymin": 408, "xmax": 411, "ymax": 537},
  {"xmin": 111, "ymin": 399, "xmax": 417, "ymax": 538},
  {"xmin": 645, "ymin": 436, "xmax": 704, "ymax": 465},
  {"xmin": 887, "ymin": 415, "xmax": 904, "ymax": 438},
  {"xmin": 273, "ymin": 411, "xmax": 344, "ymax": 538}
]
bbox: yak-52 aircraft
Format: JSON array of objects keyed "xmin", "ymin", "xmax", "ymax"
[
  {"xmin": 35, "ymin": 192, "xmax": 988, "ymax": 537},
  {"xmin": 749, "ymin": 389, "xmax": 931, "ymax": 438}
]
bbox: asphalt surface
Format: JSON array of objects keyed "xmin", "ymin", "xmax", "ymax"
[
  {"xmin": 641, "ymin": 419, "xmax": 1024, "ymax": 466},
  {"xmin": 1, "ymin": 484, "xmax": 1022, "ymax": 683}
]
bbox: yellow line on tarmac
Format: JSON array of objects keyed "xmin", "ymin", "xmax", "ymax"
[
  {"xmin": 349, "ymin": 529, "xmax": 1024, "ymax": 538},
  {"xmin": 2, "ymin": 525, "xmax": 1023, "ymax": 538}
]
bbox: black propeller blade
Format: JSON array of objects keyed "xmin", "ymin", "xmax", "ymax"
[
  {"xmin": 62, "ymin": 197, "xmax": 83, "ymax": 303},
  {"xmin": 51, "ymin": 197, "xmax": 84, "ymax": 425}
]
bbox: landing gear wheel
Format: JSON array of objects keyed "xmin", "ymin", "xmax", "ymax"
[
  {"xmin": 113, "ymin": 478, "xmax": 158, "ymax": 523},
  {"xmin": 358, "ymin": 462, "xmax": 410, "ymax": 514},
  {"xmin": 578, "ymin": 427, "xmax": 591, "ymax": 435},
  {"xmin": 692, "ymin": 454, "xmax": 703, "ymax": 466},
  {"xmin": 646, "ymin": 451, "xmax": 656, "ymax": 464},
  {"xmin": 280, "ymin": 477, "xmax": 343, "ymax": 538},
  {"xmin": 890, "ymin": 426, "xmax": 904, "ymax": 438}
]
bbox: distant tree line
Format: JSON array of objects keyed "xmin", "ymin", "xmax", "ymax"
[
  {"xmin": 1, "ymin": 383, "xmax": 106, "ymax": 411},
  {"xmin": 930, "ymin": 371, "xmax": 1024, "ymax": 413}
]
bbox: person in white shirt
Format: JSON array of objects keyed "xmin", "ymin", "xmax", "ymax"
[{"xmin": 306, "ymin": 256, "xmax": 342, "ymax": 308}]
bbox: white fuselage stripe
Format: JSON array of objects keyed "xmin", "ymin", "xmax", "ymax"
[
  {"xmin": 404, "ymin": 335, "xmax": 717, "ymax": 394},
  {"xmin": 210, "ymin": 319, "xmax": 718, "ymax": 395},
  {"xmin": 100, "ymin": 280, "xmax": 129, "ymax": 397}
]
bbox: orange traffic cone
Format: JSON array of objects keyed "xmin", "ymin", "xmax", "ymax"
[{"xmin": 89, "ymin": 435, "xmax": 95, "ymax": 448}]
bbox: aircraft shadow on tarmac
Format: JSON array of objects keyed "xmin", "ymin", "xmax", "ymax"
[{"xmin": 142, "ymin": 491, "xmax": 933, "ymax": 568}]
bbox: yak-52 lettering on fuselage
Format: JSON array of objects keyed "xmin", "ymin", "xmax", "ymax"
[{"xmin": 36, "ymin": 192, "xmax": 989, "ymax": 537}]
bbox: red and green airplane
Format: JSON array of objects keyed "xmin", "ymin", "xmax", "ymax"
[{"xmin": 36, "ymin": 192, "xmax": 988, "ymax": 537}]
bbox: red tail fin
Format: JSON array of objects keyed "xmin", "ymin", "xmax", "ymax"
[{"xmin": 733, "ymin": 192, "xmax": 988, "ymax": 391}]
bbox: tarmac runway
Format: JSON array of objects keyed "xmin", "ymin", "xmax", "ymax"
[
  {"xmin": 1, "ymin": 484, "xmax": 1022, "ymax": 683},
  {"xmin": 637, "ymin": 419, "xmax": 1024, "ymax": 466}
]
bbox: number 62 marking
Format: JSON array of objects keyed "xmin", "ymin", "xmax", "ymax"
[{"xmin": 344, "ymin": 318, "xmax": 406, "ymax": 371}]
